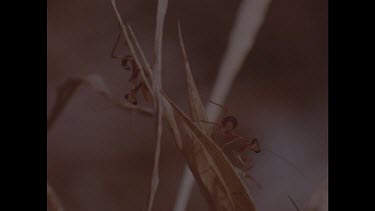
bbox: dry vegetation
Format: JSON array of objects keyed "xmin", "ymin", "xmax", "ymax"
[{"xmin": 47, "ymin": 0, "xmax": 327, "ymax": 211}]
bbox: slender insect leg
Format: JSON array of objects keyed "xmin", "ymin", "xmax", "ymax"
[
  {"xmin": 128, "ymin": 67, "xmax": 140, "ymax": 83},
  {"xmin": 192, "ymin": 120, "xmax": 221, "ymax": 128},
  {"xmin": 208, "ymin": 100, "xmax": 230, "ymax": 117},
  {"xmin": 263, "ymin": 147, "xmax": 305, "ymax": 177},
  {"xmin": 134, "ymin": 81, "xmax": 143, "ymax": 92},
  {"xmin": 288, "ymin": 195, "xmax": 301, "ymax": 211},
  {"xmin": 220, "ymin": 135, "xmax": 245, "ymax": 149}
]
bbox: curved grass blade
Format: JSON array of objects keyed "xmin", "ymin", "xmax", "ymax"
[
  {"xmin": 127, "ymin": 24, "xmax": 153, "ymax": 78},
  {"xmin": 162, "ymin": 92, "xmax": 256, "ymax": 211},
  {"xmin": 177, "ymin": 22, "xmax": 213, "ymax": 135}
]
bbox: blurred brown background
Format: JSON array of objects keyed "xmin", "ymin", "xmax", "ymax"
[{"xmin": 47, "ymin": 0, "xmax": 327, "ymax": 210}]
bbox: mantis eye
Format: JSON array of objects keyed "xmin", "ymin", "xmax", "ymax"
[
  {"xmin": 251, "ymin": 139, "xmax": 261, "ymax": 153},
  {"xmin": 122, "ymin": 61, "xmax": 132, "ymax": 71},
  {"xmin": 124, "ymin": 93, "xmax": 138, "ymax": 105},
  {"xmin": 122, "ymin": 55, "xmax": 134, "ymax": 71},
  {"xmin": 222, "ymin": 116, "xmax": 238, "ymax": 130}
]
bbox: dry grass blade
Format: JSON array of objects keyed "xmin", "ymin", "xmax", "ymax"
[
  {"xmin": 47, "ymin": 78, "xmax": 82, "ymax": 133},
  {"xmin": 47, "ymin": 183, "xmax": 65, "ymax": 211},
  {"xmin": 162, "ymin": 97, "xmax": 183, "ymax": 150},
  {"xmin": 146, "ymin": 109, "xmax": 163, "ymax": 211},
  {"xmin": 177, "ymin": 22, "xmax": 212, "ymax": 135},
  {"xmin": 175, "ymin": 1, "xmax": 272, "ymax": 209},
  {"xmin": 110, "ymin": 0, "xmax": 153, "ymax": 100},
  {"xmin": 145, "ymin": 0, "xmax": 168, "ymax": 210},
  {"xmin": 47, "ymin": 74, "xmax": 153, "ymax": 133},
  {"xmin": 162, "ymin": 93, "xmax": 256, "ymax": 211},
  {"xmin": 127, "ymin": 24, "xmax": 153, "ymax": 78}
]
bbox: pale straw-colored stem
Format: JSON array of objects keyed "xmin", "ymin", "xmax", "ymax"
[
  {"xmin": 145, "ymin": 1, "xmax": 168, "ymax": 211},
  {"xmin": 47, "ymin": 183, "xmax": 65, "ymax": 211},
  {"xmin": 173, "ymin": 0, "xmax": 272, "ymax": 210}
]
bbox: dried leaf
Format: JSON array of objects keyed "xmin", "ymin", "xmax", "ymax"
[
  {"xmin": 162, "ymin": 93, "xmax": 256, "ymax": 211},
  {"xmin": 162, "ymin": 97, "xmax": 183, "ymax": 150},
  {"xmin": 177, "ymin": 22, "xmax": 212, "ymax": 135},
  {"xmin": 127, "ymin": 24, "xmax": 153, "ymax": 78},
  {"xmin": 173, "ymin": 22, "xmax": 215, "ymax": 211}
]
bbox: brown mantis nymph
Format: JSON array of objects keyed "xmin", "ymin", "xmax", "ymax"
[{"xmin": 111, "ymin": 25, "xmax": 151, "ymax": 105}]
